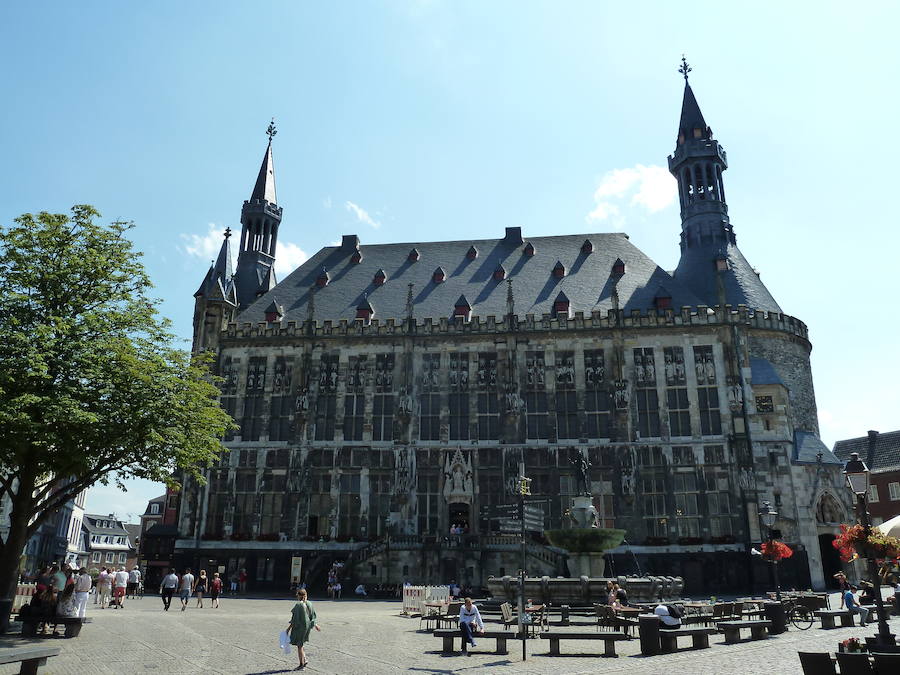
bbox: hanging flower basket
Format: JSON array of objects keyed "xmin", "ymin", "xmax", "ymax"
[
  {"xmin": 833, "ymin": 524, "xmax": 900, "ymax": 562},
  {"xmin": 760, "ymin": 540, "xmax": 793, "ymax": 562}
]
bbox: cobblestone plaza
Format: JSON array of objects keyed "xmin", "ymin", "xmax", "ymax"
[{"xmin": 1, "ymin": 594, "xmax": 894, "ymax": 674}]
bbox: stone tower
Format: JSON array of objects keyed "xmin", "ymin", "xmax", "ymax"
[
  {"xmin": 191, "ymin": 228, "xmax": 237, "ymax": 352},
  {"xmin": 669, "ymin": 63, "xmax": 781, "ymax": 314},
  {"xmin": 232, "ymin": 124, "xmax": 282, "ymax": 310}
]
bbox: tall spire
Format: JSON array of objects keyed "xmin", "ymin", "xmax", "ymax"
[
  {"xmin": 250, "ymin": 119, "xmax": 277, "ymax": 204},
  {"xmin": 234, "ymin": 120, "xmax": 284, "ymax": 310},
  {"xmin": 668, "ymin": 61, "xmax": 782, "ymax": 313}
]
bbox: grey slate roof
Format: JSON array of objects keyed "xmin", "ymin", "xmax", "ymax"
[
  {"xmin": 673, "ymin": 241, "xmax": 783, "ymax": 314},
  {"xmin": 678, "ymin": 83, "xmax": 709, "ymax": 140},
  {"xmin": 83, "ymin": 514, "xmax": 129, "ymax": 535},
  {"xmin": 237, "ymin": 229, "xmax": 708, "ymax": 324},
  {"xmin": 833, "ymin": 430, "xmax": 900, "ymax": 473},
  {"xmin": 750, "ymin": 358, "xmax": 785, "ymax": 387},
  {"xmin": 794, "ymin": 431, "xmax": 842, "ymax": 465}
]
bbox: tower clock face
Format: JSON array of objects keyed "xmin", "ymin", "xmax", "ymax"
[{"xmin": 755, "ymin": 396, "xmax": 774, "ymax": 414}]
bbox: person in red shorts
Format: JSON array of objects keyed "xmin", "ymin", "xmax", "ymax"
[{"xmin": 113, "ymin": 567, "xmax": 129, "ymax": 608}]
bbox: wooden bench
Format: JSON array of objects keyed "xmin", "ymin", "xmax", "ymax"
[
  {"xmin": 717, "ymin": 619, "xmax": 772, "ymax": 644},
  {"xmin": 814, "ymin": 609, "xmax": 855, "ymax": 629},
  {"xmin": 659, "ymin": 626, "xmax": 719, "ymax": 652},
  {"xmin": 0, "ymin": 646, "xmax": 61, "ymax": 675},
  {"xmin": 539, "ymin": 631, "xmax": 629, "ymax": 657},
  {"xmin": 433, "ymin": 629, "xmax": 513, "ymax": 654},
  {"xmin": 17, "ymin": 614, "xmax": 91, "ymax": 638}
]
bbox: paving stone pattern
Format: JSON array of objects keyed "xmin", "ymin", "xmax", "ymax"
[{"xmin": 0, "ymin": 593, "xmax": 894, "ymax": 674}]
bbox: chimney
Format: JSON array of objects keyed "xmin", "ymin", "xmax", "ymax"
[
  {"xmin": 505, "ymin": 226, "xmax": 523, "ymax": 245},
  {"xmin": 341, "ymin": 234, "xmax": 360, "ymax": 250}
]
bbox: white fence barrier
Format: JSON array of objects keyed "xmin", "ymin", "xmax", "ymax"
[
  {"xmin": 13, "ymin": 582, "xmax": 36, "ymax": 612},
  {"xmin": 401, "ymin": 585, "xmax": 450, "ymax": 615}
]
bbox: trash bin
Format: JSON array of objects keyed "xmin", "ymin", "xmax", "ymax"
[
  {"xmin": 559, "ymin": 605, "xmax": 570, "ymax": 626},
  {"xmin": 639, "ymin": 613, "xmax": 661, "ymax": 656},
  {"xmin": 763, "ymin": 601, "xmax": 787, "ymax": 635}
]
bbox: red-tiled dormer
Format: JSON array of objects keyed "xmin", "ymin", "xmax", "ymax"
[
  {"xmin": 373, "ymin": 269, "xmax": 387, "ymax": 286},
  {"xmin": 351, "ymin": 250, "xmax": 363, "ymax": 264},
  {"xmin": 316, "ymin": 268, "xmax": 330, "ymax": 287},
  {"xmin": 467, "ymin": 245, "xmax": 478, "ymax": 260},
  {"xmin": 408, "ymin": 248, "xmax": 420, "ymax": 262},
  {"xmin": 454, "ymin": 295, "xmax": 471, "ymax": 320},
  {"xmin": 493, "ymin": 265, "xmax": 506, "ymax": 281},
  {"xmin": 433, "ymin": 267, "xmax": 446, "ymax": 284},
  {"xmin": 581, "ymin": 239, "xmax": 594, "ymax": 254},
  {"xmin": 612, "ymin": 258, "xmax": 626, "ymax": 276},
  {"xmin": 553, "ymin": 291, "xmax": 570, "ymax": 316},
  {"xmin": 523, "ymin": 242, "xmax": 535, "ymax": 256},
  {"xmin": 356, "ymin": 297, "xmax": 374, "ymax": 323},
  {"xmin": 264, "ymin": 299, "xmax": 284, "ymax": 323},
  {"xmin": 552, "ymin": 260, "xmax": 566, "ymax": 279},
  {"xmin": 654, "ymin": 287, "xmax": 672, "ymax": 310}
]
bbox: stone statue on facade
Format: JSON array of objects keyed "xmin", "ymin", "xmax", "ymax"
[{"xmin": 571, "ymin": 451, "xmax": 591, "ymax": 496}]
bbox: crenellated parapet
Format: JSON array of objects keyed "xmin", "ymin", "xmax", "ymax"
[{"xmin": 221, "ymin": 303, "xmax": 808, "ymax": 343}]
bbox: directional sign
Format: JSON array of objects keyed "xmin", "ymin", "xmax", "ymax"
[
  {"xmin": 499, "ymin": 519, "xmax": 522, "ymax": 533},
  {"xmin": 523, "ymin": 505, "xmax": 543, "ymax": 517}
]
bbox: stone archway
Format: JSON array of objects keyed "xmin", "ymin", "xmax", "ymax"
[
  {"xmin": 814, "ymin": 491, "xmax": 848, "ymax": 589},
  {"xmin": 816, "ymin": 492, "xmax": 844, "ymax": 527}
]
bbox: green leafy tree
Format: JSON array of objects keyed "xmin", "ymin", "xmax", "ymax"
[{"xmin": 0, "ymin": 206, "xmax": 235, "ymax": 631}]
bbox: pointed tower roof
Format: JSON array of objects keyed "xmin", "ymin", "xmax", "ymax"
[
  {"xmin": 213, "ymin": 227, "xmax": 234, "ymax": 280},
  {"xmin": 677, "ymin": 83, "xmax": 710, "ymax": 142},
  {"xmin": 250, "ymin": 140, "xmax": 277, "ymax": 203}
]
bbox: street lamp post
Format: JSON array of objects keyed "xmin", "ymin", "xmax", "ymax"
[
  {"xmin": 758, "ymin": 501, "xmax": 782, "ymax": 601},
  {"xmin": 518, "ymin": 467, "xmax": 531, "ymax": 662},
  {"xmin": 843, "ymin": 452, "xmax": 895, "ymax": 646}
]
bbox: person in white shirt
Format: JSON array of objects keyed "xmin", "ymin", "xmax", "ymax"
[
  {"xmin": 354, "ymin": 584, "xmax": 367, "ymax": 596},
  {"xmin": 458, "ymin": 597, "xmax": 484, "ymax": 654},
  {"xmin": 159, "ymin": 568, "xmax": 179, "ymax": 611},
  {"xmin": 654, "ymin": 603, "xmax": 682, "ymax": 630},
  {"xmin": 113, "ymin": 567, "xmax": 129, "ymax": 608},
  {"xmin": 73, "ymin": 568, "xmax": 92, "ymax": 618},
  {"xmin": 96, "ymin": 567, "xmax": 112, "ymax": 608},
  {"xmin": 127, "ymin": 568, "xmax": 142, "ymax": 598},
  {"xmin": 179, "ymin": 568, "xmax": 195, "ymax": 611}
]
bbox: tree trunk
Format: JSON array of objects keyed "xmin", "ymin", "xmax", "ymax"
[{"xmin": 0, "ymin": 474, "xmax": 36, "ymax": 634}]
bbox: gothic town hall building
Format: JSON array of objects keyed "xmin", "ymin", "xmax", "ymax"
[{"xmin": 176, "ymin": 76, "xmax": 852, "ymax": 594}]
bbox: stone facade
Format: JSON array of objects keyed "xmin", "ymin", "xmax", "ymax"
[{"xmin": 175, "ymin": 75, "xmax": 852, "ymax": 594}]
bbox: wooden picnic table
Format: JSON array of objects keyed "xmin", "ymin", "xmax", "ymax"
[{"xmin": 614, "ymin": 606, "xmax": 643, "ymax": 616}]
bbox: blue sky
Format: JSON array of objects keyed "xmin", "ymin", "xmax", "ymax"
[{"xmin": 3, "ymin": 2, "xmax": 898, "ymax": 522}]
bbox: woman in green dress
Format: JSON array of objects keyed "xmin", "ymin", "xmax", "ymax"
[{"xmin": 287, "ymin": 588, "xmax": 320, "ymax": 670}]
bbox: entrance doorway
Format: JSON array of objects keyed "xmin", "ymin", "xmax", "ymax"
[
  {"xmin": 449, "ymin": 503, "xmax": 470, "ymax": 534},
  {"xmin": 819, "ymin": 533, "xmax": 841, "ymax": 588}
]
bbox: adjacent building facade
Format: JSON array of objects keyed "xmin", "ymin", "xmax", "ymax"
[
  {"xmin": 175, "ymin": 73, "xmax": 852, "ymax": 593},
  {"xmin": 83, "ymin": 514, "xmax": 135, "ymax": 570},
  {"xmin": 834, "ymin": 430, "xmax": 900, "ymax": 525}
]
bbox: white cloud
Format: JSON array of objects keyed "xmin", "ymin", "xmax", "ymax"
[
  {"xmin": 586, "ymin": 164, "xmax": 677, "ymax": 223},
  {"xmin": 345, "ymin": 200, "xmax": 381, "ymax": 229},
  {"xmin": 180, "ymin": 223, "xmax": 307, "ymax": 279},
  {"xmin": 180, "ymin": 222, "xmax": 229, "ymax": 264},
  {"xmin": 274, "ymin": 241, "xmax": 309, "ymax": 278}
]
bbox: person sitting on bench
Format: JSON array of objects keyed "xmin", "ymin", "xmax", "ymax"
[
  {"xmin": 459, "ymin": 597, "xmax": 484, "ymax": 654},
  {"xmin": 844, "ymin": 585, "xmax": 869, "ymax": 627},
  {"xmin": 654, "ymin": 602, "xmax": 683, "ymax": 630}
]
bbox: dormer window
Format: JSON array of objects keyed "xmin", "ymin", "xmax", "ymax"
[
  {"xmin": 523, "ymin": 242, "xmax": 535, "ymax": 256},
  {"xmin": 612, "ymin": 258, "xmax": 626, "ymax": 276},
  {"xmin": 493, "ymin": 265, "xmax": 506, "ymax": 281},
  {"xmin": 408, "ymin": 248, "xmax": 420, "ymax": 262},
  {"xmin": 433, "ymin": 267, "xmax": 446, "ymax": 284},
  {"xmin": 373, "ymin": 269, "xmax": 386, "ymax": 286},
  {"xmin": 356, "ymin": 298, "xmax": 374, "ymax": 324},
  {"xmin": 466, "ymin": 246, "xmax": 478, "ymax": 260},
  {"xmin": 316, "ymin": 268, "xmax": 330, "ymax": 288},
  {"xmin": 264, "ymin": 299, "xmax": 284, "ymax": 323},
  {"xmin": 581, "ymin": 239, "xmax": 593, "ymax": 254},
  {"xmin": 453, "ymin": 295, "xmax": 472, "ymax": 321},
  {"xmin": 552, "ymin": 260, "xmax": 566, "ymax": 279},
  {"xmin": 715, "ymin": 255, "xmax": 729, "ymax": 271},
  {"xmin": 351, "ymin": 250, "xmax": 363, "ymax": 264},
  {"xmin": 553, "ymin": 291, "xmax": 570, "ymax": 317},
  {"xmin": 654, "ymin": 287, "xmax": 672, "ymax": 310}
]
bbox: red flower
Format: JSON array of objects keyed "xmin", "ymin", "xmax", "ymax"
[{"xmin": 760, "ymin": 540, "xmax": 793, "ymax": 562}]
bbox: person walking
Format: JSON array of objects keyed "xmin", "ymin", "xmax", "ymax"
[
  {"xmin": 160, "ymin": 568, "xmax": 179, "ymax": 611},
  {"xmin": 113, "ymin": 567, "xmax": 129, "ymax": 608},
  {"xmin": 73, "ymin": 567, "xmax": 92, "ymax": 619},
  {"xmin": 287, "ymin": 588, "xmax": 320, "ymax": 670},
  {"xmin": 128, "ymin": 567, "xmax": 142, "ymax": 599},
  {"xmin": 229, "ymin": 572, "xmax": 238, "ymax": 594},
  {"xmin": 210, "ymin": 572, "xmax": 223, "ymax": 608},
  {"xmin": 179, "ymin": 568, "xmax": 195, "ymax": 611},
  {"xmin": 97, "ymin": 567, "xmax": 112, "ymax": 609},
  {"xmin": 195, "ymin": 570, "xmax": 208, "ymax": 608},
  {"xmin": 239, "ymin": 568, "xmax": 248, "ymax": 594}
]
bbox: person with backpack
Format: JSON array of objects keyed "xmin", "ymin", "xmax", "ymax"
[
  {"xmin": 210, "ymin": 572, "xmax": 223, "ymax": 608},
  {"xmin": 654, "ymin": 601, "xmax": 683, "ymax": 629}
]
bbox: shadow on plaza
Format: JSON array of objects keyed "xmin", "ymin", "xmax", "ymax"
[
  {"xmin": 409, "ymin": 659, "xmax": 513, "ymax": 673},
  {"xmin": 244, "ymin": 670, "xmax": 297, "ymax": 675}
]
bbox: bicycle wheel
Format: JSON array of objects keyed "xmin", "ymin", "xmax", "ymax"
[{"xmin": 790, "ymin": 605, "xmax": 814, "ymax": 630}]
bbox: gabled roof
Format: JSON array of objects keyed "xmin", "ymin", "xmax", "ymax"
[
  {"xmin": 236, "ymin": 231, "xmax": 707, "ymax": 324},
  {"xmin": 142, "ymin": 495, "xmax": 166, "ymax": 516},
  {"xmin": 793, "ymin": 431, "xmax": 842, "ymax": 465},
  {"xmin": 833, "ymin": 430, "xmax": 900, "ymax": 473},
  {"xmin": 750, "ymin": 358, "xmax": 785, "ymax": 387}
]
